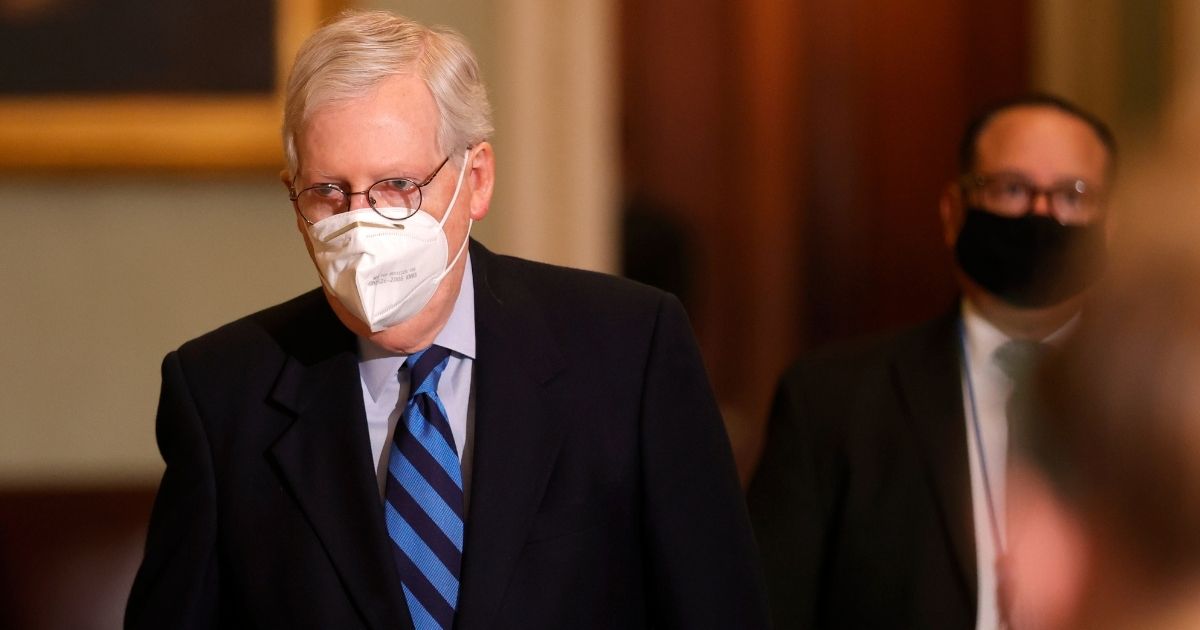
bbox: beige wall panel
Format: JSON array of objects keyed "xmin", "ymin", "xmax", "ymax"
[{"xmin": 0, "ymin": 176, "xmax": 315, "ymax": 486}]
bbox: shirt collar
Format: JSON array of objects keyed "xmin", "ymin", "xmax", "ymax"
[
  {"xmin": 961, "ymin": 298, "xmax": 1011, "ymax": 367},
  {"xmin": 961, "ymin": 297, "xmax": 1078, "ymax": 379},
  {"xmin": 357, "ymin": 255, "xmax": 476, "ymax": 400}
]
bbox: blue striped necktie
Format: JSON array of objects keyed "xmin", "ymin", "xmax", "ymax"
[{"xmin": 384, "ymin": 345, "xmax": 463, "ymax": 630}]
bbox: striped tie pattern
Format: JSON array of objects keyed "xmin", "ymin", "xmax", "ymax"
[{"xmin": 384, "ymin": 345, "xmax": 463, "ymax": 630}]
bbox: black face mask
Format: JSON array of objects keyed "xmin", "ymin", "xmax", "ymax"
[{"xmin": 954, "ymin": 207, "xmax": 1105, "ymax": 308}]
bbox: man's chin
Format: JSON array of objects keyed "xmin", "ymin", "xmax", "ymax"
[
  {"xmin": 318, "ymin": 263, "xmax": 464, "ymax": 351},
  {"xmin": 324, "ymin": 293, "xmax": 439, "ymax": 353}
]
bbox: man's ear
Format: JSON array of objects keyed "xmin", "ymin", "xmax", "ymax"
[
  {"xmin": 466, "ymin": 142, "xmax": 495, "ymax": 221},
  {"xmin": 281, "ymin": 169, "xmax": 310, "ymax": 238},
  {"xmin": 939, "ymin": 182, "xmax": 965, "ymax": 249}
]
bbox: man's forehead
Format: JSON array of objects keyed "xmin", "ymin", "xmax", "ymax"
[
  {"xmin": 296, "ymin": 74, "xmax": 442, "ymax": 177},
  {"xmin": 974, "ymin": 106, "xmax": 1111, "ymax": 180}
]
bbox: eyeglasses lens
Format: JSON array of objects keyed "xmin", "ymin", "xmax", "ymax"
[
  {"xmin": 297, "ymin": 186, "xmax": 346, "ymax": 223},
  {"xmin": 368, "ymin": 179, "xmax": 422, "ymax": 220}
]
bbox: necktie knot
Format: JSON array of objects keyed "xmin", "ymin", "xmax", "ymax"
[
  {"xmin": 993, "ymin": 339, "xmax": 1050, "ymax": 383},
  {"xmin": 407, "ymin": 345, "xmax": 452, "ymax": 397}
]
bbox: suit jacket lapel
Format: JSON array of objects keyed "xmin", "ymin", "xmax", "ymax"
[
  {"xmin": 265, "ymin": 301, "xmax": 413, "ymax": 630},
  {"xmin": 890, "ymin": 308, "xmax": 977, "ymax": 610},
  {"xmin": 454, "ymin": 242, "xmax": 567, "ymax": 628}
]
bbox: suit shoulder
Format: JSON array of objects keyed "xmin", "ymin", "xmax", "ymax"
[
  {"xmin": 485, "ymin": 251, "xmax": 670, "ymax": 314},
  {"xmin": 779, "ymin": 311, "xmax": 957, "ymax": 388},
  {"xmin": 475, "ymin": 250, "xmax": 692, "ymax": 373},
  {"xmin": 172, "ymin": 288, "xmax": 341, "ymax": 374}
]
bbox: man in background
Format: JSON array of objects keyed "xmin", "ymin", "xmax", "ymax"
[
  {"xmin": 747, "ymin": 94, "xmax": 1115, "ymax": 629},
  {"xmin": 126, "ymin": 10, "xmax": 767, "ymax": 629}
]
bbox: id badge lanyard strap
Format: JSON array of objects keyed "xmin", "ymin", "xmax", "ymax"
[{"xmin": 958, "ymin": 319, "xmax": 1005, "ymax": 557}]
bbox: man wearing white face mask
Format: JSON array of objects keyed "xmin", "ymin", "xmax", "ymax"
[
  {"xmin": 126, "ymin": 10, "xmax": 768, "ymax": 630},
  {"xmin": 302, "ymin": 149, "xmax": 475, "ymax": 334}
]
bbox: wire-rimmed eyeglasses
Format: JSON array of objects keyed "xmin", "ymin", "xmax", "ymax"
[
  {"xmin": 960, "ymin": 172, "xmax": 1104, "ymax": 225},
  {"xmin": 289, "ymin": 155, "xmax": 452, "ymax": 225}
]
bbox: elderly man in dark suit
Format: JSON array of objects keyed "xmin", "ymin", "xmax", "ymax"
[
  {"xmin": 126, "ymin": 10, "xmax": 767, "ymax": 630},
  {"xmin": 747, "ymin": 94, "xmax": 1115, "ymax": 630}
]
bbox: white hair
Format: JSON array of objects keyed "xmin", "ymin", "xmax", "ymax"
[{"xmin": 282, "ymin": 10, "xmax": 493, "ymax": 173}]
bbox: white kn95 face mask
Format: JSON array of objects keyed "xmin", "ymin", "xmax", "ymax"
[{"xmin": 305, "ymin": 150, "xmax": 473, "ymax": 332}]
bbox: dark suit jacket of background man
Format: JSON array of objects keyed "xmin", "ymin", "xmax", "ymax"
[
  {"xmin": 747, "ymin": 308, "xmax": 978, "ymax": 629},
  {"xmin": 127, "ymin": 240, "xmax": 768, "ymax": 630}
]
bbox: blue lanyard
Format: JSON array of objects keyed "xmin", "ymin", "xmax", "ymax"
[{"xmin": 958, "ymin": 319, "xmax": 1005, "ymax": 556}]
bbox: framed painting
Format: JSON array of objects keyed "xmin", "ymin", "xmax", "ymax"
[{"xmin": 0, "ymin": 0, "xmax": 342, "ymax": 170}]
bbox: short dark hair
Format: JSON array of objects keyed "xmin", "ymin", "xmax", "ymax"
[{"xmin": 957, "ymin": 93, "xmax": 1118, "ymax": 175}]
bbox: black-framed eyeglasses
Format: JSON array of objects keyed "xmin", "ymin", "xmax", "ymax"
[
  {"xmin": 289, "ymin": 155, "xmax": 452, "ymax": 224},
  {"xmin": 960, "ymin": 172, "xmax": 1104, "ymax": 224}
]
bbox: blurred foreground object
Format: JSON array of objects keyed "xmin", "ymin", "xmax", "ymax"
[{"xmin": 1008, "ymin": 185, "xmax": 1200, "ymax": 629}]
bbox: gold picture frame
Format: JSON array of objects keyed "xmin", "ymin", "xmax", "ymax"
[{"xmin": 0, "ymin": 0, "xmax": 341, "ymax": 171}]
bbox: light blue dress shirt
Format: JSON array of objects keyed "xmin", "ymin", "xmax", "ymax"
[{"xmin": 357, "ymin": 256, "xmax": 476, "ymax": 502}]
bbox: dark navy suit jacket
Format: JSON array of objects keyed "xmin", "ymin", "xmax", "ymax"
[
  {"xmin": 127, "ymin": 240, "xmax": 768, "ymax": 629},
  {"xmin": 748, "ymin": 310, "xmax": 978, "ymax": 629}
]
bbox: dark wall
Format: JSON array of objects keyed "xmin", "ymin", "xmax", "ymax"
[
  {"xmin": 0, "ymin": 488, "xmax": 155, "ymax": 629},
  {"xmin": 620, "ymin": 0, "xmax": 1031, "ymax": 478}
]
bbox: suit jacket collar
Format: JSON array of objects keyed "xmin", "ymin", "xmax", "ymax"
[
  {"xmin": 263, "ymin": 293, "xmax": 414, "ymax": 630},
  {"xmin": 261, "ymin": 241, "xmax": 569, "ymax": 629},
  {"xmin": 454, "ymin": 240, "xmax": 567, "ymax": 628},
  {"xmin": 889, "ymin": 305, "xmax": 977, "ymax": 611}
]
